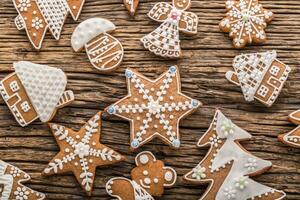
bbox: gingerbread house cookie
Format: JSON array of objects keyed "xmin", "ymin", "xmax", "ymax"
[
  {"xmin": 219, "ymin": 0, "xmax": 274, "ymax": 48},
  {"xmin": 106, "ymin": 151, "xmax": 177, "ymax": 200},
  {"xmin": 43, "ymin": 112, "xmax": 125, "ymax": 196},
  {"xmin": 141, "ymin": 0, "xmax": 198, "ymax": 58},
  {"xmin": 278, "ymin": 109, "xmax": 300, "ymax": 148},
  {"xmin": 0, "ymin": 160, "xmax": 45, "ymax": 200},
  {"xmin": 12, "ymin": 0, "xmax": 85, "ymax": 49},
  {"xmin": 226, "ymin": 51, "xmax": 290, "ymax": 107},
  {"xmin": 71, "ymin": 18, "xmax": 124, "ymax": 72},
  {"xmin": 0, "ymin": 61, "xmax": 74, "ymax": 127},
  {"xmin": 184, "ymin": 109, "xmax": 286, "ymax": 200},
  {"xmin": 106, "ymin": 66, "xmax": 202, "ymax": 150}
]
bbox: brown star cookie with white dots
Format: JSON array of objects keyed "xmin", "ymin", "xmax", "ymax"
[{"xmin": 43, "ymin": 111, "xmax": 125, "ymax": 196}]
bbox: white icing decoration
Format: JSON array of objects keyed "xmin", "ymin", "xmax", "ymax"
[
  {"xmin": 31, "ymin": 17, "xmax": 44, "ymax": 30},
  {"xmin": 234, "ymin": 176, "xmax": 249, "ymax": 190},
  {"xmin": 139, "ymin": 154, "xmax": 149, "ymax": 164},
  {"xmin": 71, "ymin": 18, "xmax": 116, "ymax": 51},
  {"xmin": 191, "ymin": 165, "xmax": 206, "ymax": 180},
  {"xmin": 141, "ymin": 1, "xmax": 198, "ymax": 58},
  {"xmin": 164, "ymin": 171, "xmax": 173, "ymax": 182},
  {"xmin": 17, "ymin": 0, "xmax": 31, "ymax": 12},
  {"xmin": 13, "ymin": 61, "xmax": 67, "ymax": 123},
  {"xmin": 223, "ymin": 186, "xmax": 237, "ymax": 200}
]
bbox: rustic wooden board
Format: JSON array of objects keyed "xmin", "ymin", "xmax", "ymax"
[{"xmin": 0, "ymin": 0, "xmax": 299, "ymax": 199}]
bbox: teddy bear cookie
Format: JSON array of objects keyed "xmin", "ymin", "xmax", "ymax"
[
  {"xmin": 106, "ymin": 66, "xmax": 202, "ymax": 150},
  {"xmin": 71, "ymin": 18, "xmax": 124, "ymax": 72},
  {"xmin": 106, "ymin": 151, "xmax": 177, "ymax": 200},
  {"xmin": 12, "ymin": 0, "xmax": 85, "ymax": 49},
  {"xmin": 141, "ymin": 0, "xmax": 198, "ymax": 58},
  {"xmin": 0, "ymin": 160, "xmax": 45, "ymax": 200},
  {"xmin": 0, "ymin": 61, "xmax": 74, "ymax": 127},
  {"xmin": 225, "ymin": 50, "xmax": 290, "ymax": 107},
  {"xmin": 184, "ymin": 109, "xmax": 286, "ymax": 200},
  {"xmin": 123, "ymin": 0, "xmax": 139, "ymax": 16},
  {"xmin": 43, "ymin": 111, "xmax": 125, "ymax": 196},
  {"xmin": 278, "ymin": 109, "xmax": 300, "ymax": 148},
  {"xmin": 219, "ymin": 0, "xmax": 274, "ymax": 48}
]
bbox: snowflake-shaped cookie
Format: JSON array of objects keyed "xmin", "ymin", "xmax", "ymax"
[
  {"xmin": 107, "ymin": 66, "xmax": 201, "ymax": 150},
  {"xmin": 220, "ymin": 0, "xmax": 273, "ymax": 48},
  {"xmin": 43, "ymin": 112, "xmax": 124, "ymax": 196}
]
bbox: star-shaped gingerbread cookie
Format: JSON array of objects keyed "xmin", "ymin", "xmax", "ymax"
[
  {"xmin": 106, "ymin": 66, "xmax": 202, "ymax": 150},
  {"xmin": 43, "ymin": 111, "xmax": 125, "ymax": 196},
  {"xmin": 219, "ymin": 0, "xmax": 274, "ymax": 48}
]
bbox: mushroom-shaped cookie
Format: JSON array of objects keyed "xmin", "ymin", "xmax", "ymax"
[{"xmin": 71, "ymin": 18, "xmax": 124, "ymax": 72}]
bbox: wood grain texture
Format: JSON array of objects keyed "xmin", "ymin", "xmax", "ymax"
[{"xmin": 0, "ymin": 0, "xmax": 299, "ymax": 199}]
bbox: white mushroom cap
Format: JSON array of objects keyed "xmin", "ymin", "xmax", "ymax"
[{"xmin": 71, "ymin": 18, "xmax": 116, "ymax": 51}]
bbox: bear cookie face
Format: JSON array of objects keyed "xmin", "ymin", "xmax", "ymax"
[{"xmin": 106, "ymin": 151, "xmax": 177, "ymax": 200}]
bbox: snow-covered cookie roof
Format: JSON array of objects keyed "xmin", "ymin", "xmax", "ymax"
[
  {"xmin": 232, "ymin": 51, "xmax": 277, "ymax": 101},
  {"xmin": 14, "ymin": 61, "xmax": 67, "ymax": 122}
]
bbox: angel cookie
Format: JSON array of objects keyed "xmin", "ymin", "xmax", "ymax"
[
  {"xmin": 0, "ymin": 61, "xmax": 74, "ymax": 127},
  {"xmin": 141, "ymin": 0, "xmax": 198, "ymax": 58},
  {"xmin": 0, "ymin": 160, "xmax": 45, "ymax": 200},
  {"xmin": 106, "ymin": 66, "xmax": 202, "ymax": 150},
  {"xmin": 106, "ymin": 151, "xmax": 177, "ymax": 200},
  {"xmin": 219, "ymin": 0, "xmax": 274, "ymax": 48},
  {"xmin": 12, "ymin": 0, "xmax": 85, "ymax": 49},
  {"xmin": 123, "ymin": 0, "xmax": 139, "ymax": 16},
  {"xmin": 184, "ymin": 110, "xmax": 286, "ymax": 200},
  {"xmin": 71, "ymin": 18, "xmax": 124, "ymax": 72},
  {"xmin": 278, "ymin": 110, "xmax": 300, "ymax": 148},
  {"xmin": 43, "ymin": 112, "xmax": 125, "ymax": 195},
  {"xmin": 226, "ymin": 51, "xmax": 290, "ymax": 107}
]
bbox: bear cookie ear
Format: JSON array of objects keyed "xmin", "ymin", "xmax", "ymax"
[
  {"xmin": 135, "ymin": 151, "xmax": 156, "ymax": 166},
  {"xmin": 163, "ymin": 167, "xmax": 177, "ymax": 187}
]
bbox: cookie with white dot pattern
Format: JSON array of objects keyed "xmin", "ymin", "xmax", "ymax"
[
  {"xmin": 219, "ymin": 0, "xmax": 273, "ymax": 48},
  {"xmin": 106, "ymin": 151, "xmax": 177, "ymax": 200},
  {"xmin": 106, "ymin": 66, "xmax": 202, "ymax": 150},
  {"xmin": 42, "ymin": 111, "xmax": 125, "ymax": 196}
]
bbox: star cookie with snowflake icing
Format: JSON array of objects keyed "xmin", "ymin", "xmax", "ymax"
[
  {"xmin": 219, "ymin": 0, "xmax": 274, "ymax": 48},
  {"xmin": 107, "ymin": 66, "xmax": 202, "ymax": 150},
  {"xmin": 43, "ymin": 111, "xmax": 125, "ymax": 196},
  {"xmin": 0, "ymin": 160, "xmax": 45, "ymax": 200}
]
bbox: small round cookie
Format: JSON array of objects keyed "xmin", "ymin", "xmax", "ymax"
[{"xmin": 71, "ymin": 18, "xmax": 124, "ymax": 72}]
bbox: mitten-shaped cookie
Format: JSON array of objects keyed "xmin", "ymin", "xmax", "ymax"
[{"xmin": 106, "ymin": 151, "xmax": 177, "ymax": 199}]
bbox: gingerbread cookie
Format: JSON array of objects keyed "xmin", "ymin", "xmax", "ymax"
[
  {"xmin": 43, "ymin": 111, "xmax": 125, "ymax": 196},
  {"xmin": 106, "ymin": 151, "xmax": 177, "ymax": 200},
  {"xmin": 226, "ymin": 51, "xmax": 290, "ymax": 107},
  {"xmin": 141, "ymin": 0, "xmax": 198, "ymax": 58},
  {"xmin": 219, "ymin": 0, "xmax": 274, "ymax": 48},
  {"xmin": 0, "ymin": 61, "xmax": 74, "ymax": 127},
  {"xmin": 106, "ymin": 66, "xmax": 202, "ymax": 150},
  {"xmin": 0, "ymin": 160, "xmax": 45, "ymax": 200},
  {"xmin": 71, "ymin": 18, "xmax": 124, "ymax": 72},
  {"xmin": 184, "ymin": 109, "xmax": 286, "ymax": 200},
  {"xmin": 124, "ymin": 0, "xmax": 139, "ymax": 16},
  {"xmin": 278, "ymin": 109, "xmax": 300, "ymax": 148},
  {"xmin": 12, "ymin": 0, "xmax": 85, "ymax": 49}
]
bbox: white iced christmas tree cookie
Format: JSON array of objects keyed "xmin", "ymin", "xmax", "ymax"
[
  {"xmin": 12, "ymin": 0, "xmax": 85, "ymax": 49},
  {"xmin": 226, "ymin": 50, "xmax": 290, "ymax": 107},
  {"xmin": 0, "ymin": 61, "xmax": 74, "ymax": 127},
  {"xmin": 141, "ymin": 0, "xmax": 198, "ymax": 58},
  {"xmin": 184, "ymin": 109, "xmax": 286, "ymax": 200},
  {"xmin": 71, "ymin": 18, "xmax": 124, "ymax": 72}
]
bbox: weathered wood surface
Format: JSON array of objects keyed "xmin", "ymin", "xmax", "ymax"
[{"xmin": 0, "ymin": 0, "xmax": 299, "ymax": 199}]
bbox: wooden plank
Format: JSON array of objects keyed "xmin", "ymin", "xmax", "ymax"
[{"xmin": 0, "ymin": 0, "xmax": 299, "ymax": 199}]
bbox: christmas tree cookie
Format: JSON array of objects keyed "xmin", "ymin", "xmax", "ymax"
[
  {"xmin": 43, "ymin": 111, "xmax": 125, "ymax": 196},
  {"xmin": 226, "ymin": 51, "xmax": 290, "ymax": 107},
  {"xmin": 0, "ymin": 61, "xmax": 74, "ymax": 127},
  {"xmin": 0, "ymin": 160, "xmax": 45, "ymax": 200},
  {"xmin": 219, "ymin": 0, "xmax": 274, "ymax": 48},
  {"xmin": 106, "ymin": 151, "xmax": 177, "ymax": 200},
  {"xmin": 184, "ymin": 109, "xmax": 286, "ymax": 200},
  {"xmin": 106, "ymin": 66, "xmax": 202, "ymax": 150},
  {"xmin": 141, "ymin": 0, "xmax": 198, "ymax": 58},
  {"xmin": 278, "ymin": 109, "xmax": 300, "ymax": 148},
  {"xmin": 12, "ymin": 0, "xmax": 85, "ymax": 49}
]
